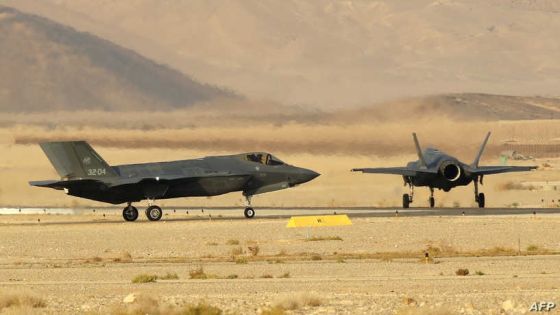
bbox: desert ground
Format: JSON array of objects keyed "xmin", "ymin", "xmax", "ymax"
[{"xmin": 0, "ymin": 212, "xmax": 558, "ymax": 314}]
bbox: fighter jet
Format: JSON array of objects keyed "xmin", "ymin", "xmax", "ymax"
[
  {"xmin": 352, "ymin": 132, "xmax": 536, "ymax": 208},
  {"xmin": 30, "ymin": 141, "xmax": 319, "ymax": 221}
]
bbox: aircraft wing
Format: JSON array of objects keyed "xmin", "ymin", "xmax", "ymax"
[
  {"xmin": 30, "ymin": 172, "xmax": 252, "ymax": 189},
  {"xmin": 351, "ymin": 167, "xmax": 437, "ymax": 176},
  {"xmin": 29, "ymin": 179, "xmax": 105, "ymax": 190},
  {"xmin": 469, "ymin": 165, "xmax": 537, "ymax": 175}
]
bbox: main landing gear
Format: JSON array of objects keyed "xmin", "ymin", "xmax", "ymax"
[
  {"xmin": 122, "ymin": 202, "xmax": 163, "ymax": 222},
  {"xmin": 243, "ymin": 194, "xmax": 256, "ymax": 219},
  {"xmin": 402, "ymin": 185, "xmax": 435, "ymax": 208},
  {"xmin": 474, "ymin": 179, "xmax": 485, "ymax": 208},
  {"xmin": 402, "ymin": 184, "xmax": 414, "ymax": 208}
]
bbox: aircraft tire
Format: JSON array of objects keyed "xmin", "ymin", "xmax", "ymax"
[
  {"xmin": 146, "ymin": 205, "xmax": 163, "ymax": 221},
  {"xmin": 477, "ymin": 193, "xmax": 485, "ymax": 208},
  {"xmin": 402, "ymin": 194, "xmax": 410, "ymax": 208},
  {"xmin": 429, "ymin": 197, "xmax": 435, "ymax": 208},
  {"xmin": 244, "ymin": 207, "xmax": 255, "ymax": 219},
  {"xmin": 123, "ymin": 205, "xmax": 139, "ymax": 222}
]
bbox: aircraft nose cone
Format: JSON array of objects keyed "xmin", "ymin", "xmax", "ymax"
[{"xmin": 299, "ymin": 168, "xmax": 320, "ymax": 184}]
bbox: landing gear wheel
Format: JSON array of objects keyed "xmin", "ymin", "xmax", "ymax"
[
  {"xmin": 429, "ymin": 197, "xmax": 435, "ymax": 208},
  {"xmin": 402, "ymin": 194, "xmax": 410, "ymax": 209},
  {"xmin": 244, "ymin": 207, "xmax": 255, "ymax": 219},
  {"xmin": 146, "ymin": 205, "xmax": 163, "ymax": 221},
  {"xmin": 122, "ymin": 205, "xmax": 138, "ymax": 222},
  {"xmin": 477, "ymin": 193, "xmax": 485, "ymax": 208}
]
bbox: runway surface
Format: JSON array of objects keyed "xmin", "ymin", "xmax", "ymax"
[{"xmin": 1, "ymin": 206, "xmax": 559, "ymax": 225}]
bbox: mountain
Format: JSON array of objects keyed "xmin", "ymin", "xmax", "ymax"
[
  {"xmin": 0, "ymin": 6, "xmax": 238, "ymax": 112},
  {"xmin": 6, "ymin": 0, "xmax": 560, "ymax": 108}
]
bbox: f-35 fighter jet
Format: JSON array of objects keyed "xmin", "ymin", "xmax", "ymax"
[
  {"xmin": 352, "ymin": 132, "xmax": 536, "ymax": 208},
  {"xmin": 30, "ymin": 141, "xmax": 319, "ymax": 221}
]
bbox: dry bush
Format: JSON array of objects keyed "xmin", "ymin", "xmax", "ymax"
[
  {"xmin": 278, "ymin": 272, "xmax": 291, "ymax": 279},
  {"xmin": 111, "ymin": 294, "xmax": 222, "ymax": 315},
  {"xmin": 159, "ymin": 272, "xmax": 179, "ymax": 280},
  {"xmin": 230, "ymin": 247, "xmax": 244, "ymax": 256},
  {"xmin": 226, "ymin": 239, "xmax": 240, "ymax": 245},
  {"xmin": 85, "ymin": 256, "xmax": 104, "ymax": 263},
  {"xmin": 179, "ymin": 303, "xmax": 222, "ymax": 315},
  {"xmin": 497, "ymin": 181, "xmax": 536, "ymax": 191},
  {"xmin": 310, "ymin": 254, "xmax": 322, "ymax": 261},
  {"xmin": 226, "ymin": 274, "xmax": 238, "ymax": 279},
  {"xmin": 113, "ymin": 251, "xmax": 133, "ymax": 263},
  {"xmin": 235, "ymin": 257, "xmax": 248, "ymax": 264},
  {"xmin": 526, "ymin": 244, "xmax": 539, "ymax": 252},
  {"xmin": 206, "ymin": 242, "xmax": 218, "ymax": 246},
  {"xmin": 0, "ymin": 290, "xmax": 46, "ymax": 310},
  {"xmin": 260, "ymin": 274, "xmax": 273, "ymax": 279},
  {"xmin": 273, "ymin": 293, "xmax": 322, "ymax": 311},
  {"xmin": 261, "ymin": 306, "xmax": 286, "ymax": 315},
  {"xmin": 396, "ymin": 306, "xmax": 454, "ymax": 315},
  {"xmin": 248, "ymin": 245, "xmax": 260, "ymax": 256},
  {"xmin": 455, "ymin": 268, "xmax": 469, "ymax": 276},
  {"xmin": 475, "ymin": 270, "xmax": 485, "ymax": 276},
  {"xmin": 189, "ymin": 266, "xmax": 209, "ymax": 279},
  {"xmin": 131, "ymin": 274, "xmax": 158, "ymax": 283},
  {"xmin": 306, "ymin": 236, "xmax": 343, "ymax": 242}
]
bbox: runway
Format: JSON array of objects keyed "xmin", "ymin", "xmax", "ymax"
[{"xmin": 1, "ymin": 206, "xmax": 559, "ymax": 226}]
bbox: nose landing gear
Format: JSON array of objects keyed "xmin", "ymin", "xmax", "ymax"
[{"xmin": 243, "ymin": 194, "xmax": 256, "ymax": 218}]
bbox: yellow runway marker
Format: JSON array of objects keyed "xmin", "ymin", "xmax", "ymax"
[{"xmin": 286, "ymin": 214, "xmax": 352, "ymax": 228}]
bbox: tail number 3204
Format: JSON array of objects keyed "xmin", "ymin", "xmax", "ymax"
[{"xmin": 87, "ymin": 168, "xmax": 107, "ymax": 176}]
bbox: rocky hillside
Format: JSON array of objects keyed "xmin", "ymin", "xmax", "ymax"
[{"xmin": 0, "ymin": 6, "xmax": 238, "ymax": 112}]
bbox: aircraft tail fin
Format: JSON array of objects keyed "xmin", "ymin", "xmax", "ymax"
[
  {"xmin": 471, "ymin": 132, "xmax": 491, "ymax": 167},
  {"xmin": 412, "ymin": 133, "xmax": 428, "ymax": 168},
  {"xmin": 39, "ymin": 141, "xmax": 118, "ymax": 179}
]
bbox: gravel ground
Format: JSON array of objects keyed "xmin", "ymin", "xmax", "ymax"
[{"xmin": 0, "ymin": 214, "xmax": 558, "ymax": 314}]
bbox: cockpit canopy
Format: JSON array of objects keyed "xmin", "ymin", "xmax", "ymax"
[{"xmin": 245, "ymin": 153, "xmax": 284, "ymax": 166}]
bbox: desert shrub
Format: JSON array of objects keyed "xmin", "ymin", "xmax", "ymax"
[
  {"xmin": 248, "ymin": 245, "xmax": 260, "ymax": 256},
  {"xmin": 0, "ymin": 291, "xmax": 46, "ymax": 309},
  {"xmin": 226, "ymin": 274, "xmax": 238, "ymax": 279},
  {"xmin": 526, "ymin": 244, "xmax": 539, "ymax": 252},
  {"xmin": 189, "ymin": 266, "xmax": 208, "ymax": 279},
  {"xmin": 455, "ymin": 268, "xmax": 469, "ymax": 276},
  {"xmin": 231, "ymin": 247, "xmax": 244, "ymax": 256},
  {"xmin": 179, "ymin": 303, "xmax": 223, "ymax": 315},
  {"xmin": 132, "ymin": 274, "xmax": 158, "ymax": 283},
  {"xmin": 475, "ymin": 271, "xmax": 485, "ymax": 276},
  {"xmin": 160, "ymin": 272, "xmax": 179, "ymax": 280},
  {"xmin": 261, "ymin": 306, "xmax": 286, "ymax": 315},
  {"xmin": 260, "ymin": 274, "xmax": 273, "ymax": 278},
  {"xmin": 306, "ymin": 236, "xmax": 343, "ymax": 241},
  {"xmin": 278, "ymin": 272, "xmax": 291, "ymax": 278},
  {"xmin": 235, "ymin": 257, "xmax": 248, "ymax": 264},
  {"xmin": 226, "ymin": 239, "xmax": 240, "ymax": 245},
  {"xmin": 206, "ymin": 242, "xmax": 218, "ymax": 246},
  {"xmin": 310, "ymin": 254, "xmax": 322, "ymax": 261},
  {"xmin": 274, "ymin": 293, "xmax": 322, "ymax": 310}
]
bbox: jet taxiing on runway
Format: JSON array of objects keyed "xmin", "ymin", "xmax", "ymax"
[
  {"xmin": 30, "ymin": 141, "xmax": 319, "ymax": 221},
  {"xmin": 352, "ymin": 132, "xmax": 537, "ymax": 208}
]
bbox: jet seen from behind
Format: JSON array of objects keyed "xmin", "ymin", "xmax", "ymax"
[
  {"xmin": 30, "ymin": 141, "xmax": 319, "ymax": 221},
  {"xmin": 352, "ymin": 132, "xmax": 536, "ymax": 208}
]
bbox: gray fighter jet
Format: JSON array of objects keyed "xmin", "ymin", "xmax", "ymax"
[
  {"xmin": 30, "ymin": 141, "xmax": 319, "ymax": 221},
  {"xmin": 352, "ymin": 132, "xmax": 536, "ymax": 208}
]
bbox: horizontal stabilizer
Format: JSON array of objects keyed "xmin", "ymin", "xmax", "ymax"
[{"xmin": 352, "ymin": 167, "xmax": 437, "ymax": 176}]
